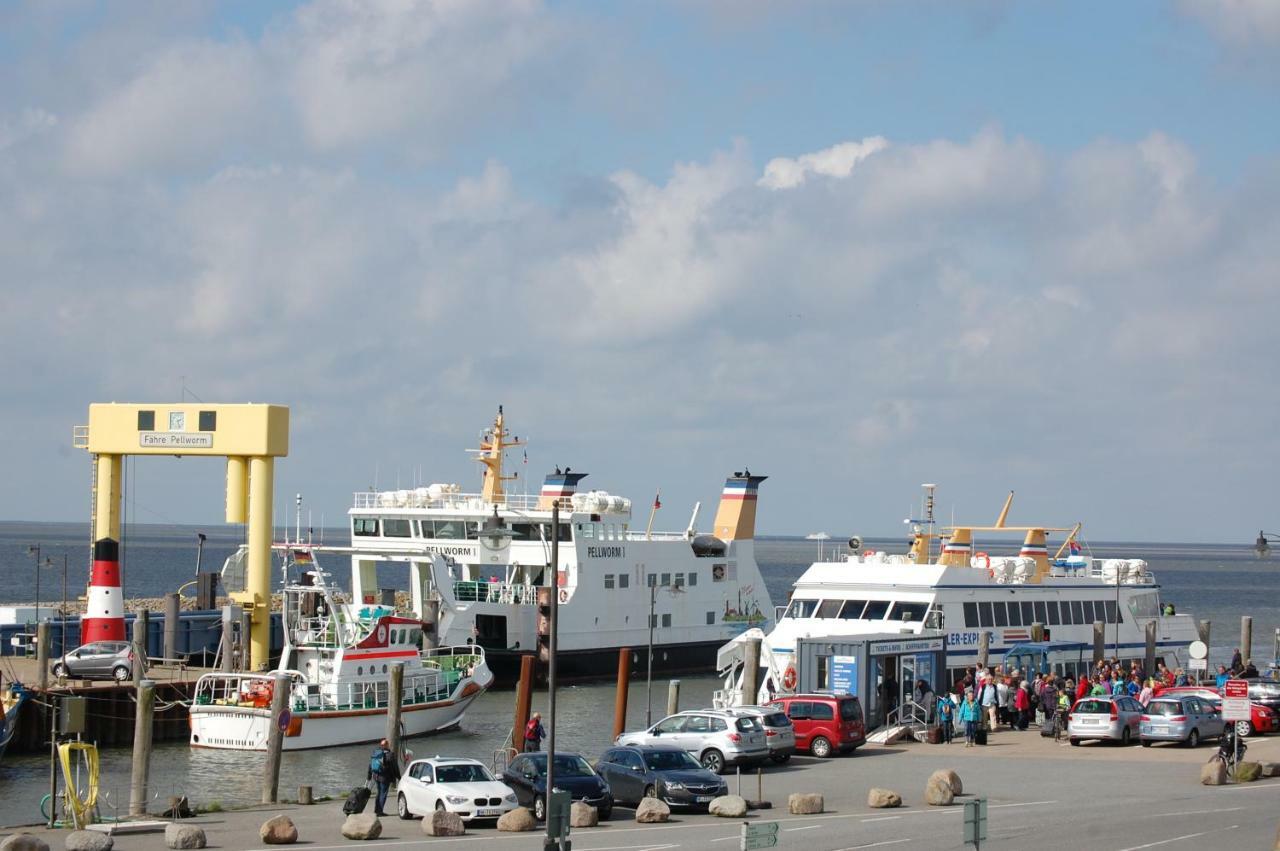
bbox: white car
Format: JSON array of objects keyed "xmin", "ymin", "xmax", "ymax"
[{"xmin": 396, "ymin": 757, "xmax": 519, "ymax": 822}]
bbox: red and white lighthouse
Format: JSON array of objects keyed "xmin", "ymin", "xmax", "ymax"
[{"xmin": 82, "ymin": 538, "xmax": 125, "ymax": 642}]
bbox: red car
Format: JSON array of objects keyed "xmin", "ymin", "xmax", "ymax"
[
  {"xmin": 1157, "ymin": 686, "xmax": 1275, "ymax": 737},
  {"xmin": 766, "ymin": 693, "xmax": 866, "ymax": 758}
]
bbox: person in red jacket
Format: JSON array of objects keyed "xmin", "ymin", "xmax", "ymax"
[{"xmin": 1076, "ymin": 676, "xmax": 1089, "ymax": 702}]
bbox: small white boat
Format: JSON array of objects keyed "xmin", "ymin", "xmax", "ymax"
[{"xmin": 189, "ymin": 546, "xmax": 493, "ymax": 751}]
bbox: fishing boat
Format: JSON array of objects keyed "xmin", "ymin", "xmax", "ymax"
[
  {"xmin": 716, "ymin": 484, "xmax": 1199, "ymax": 711},
  {"xmin": 1, "ymin": 683, "xmax": 29, "ymax": 763},
  {"xmin": 345, "ymin": 407, "xmax": 774, "ymax": 683},
  {"xmin": 189, "ymin": 545, "xmax": 492, "ymax": 751}
]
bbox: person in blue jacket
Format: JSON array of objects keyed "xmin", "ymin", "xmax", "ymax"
[{"xmin": 957, "ymin": 689, "xmax": 981, "ymax": 748}]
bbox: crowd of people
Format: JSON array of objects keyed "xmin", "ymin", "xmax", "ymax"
[{"xmin": 918, "ymin": 649, "xmax": 1261, "ymax": 746}]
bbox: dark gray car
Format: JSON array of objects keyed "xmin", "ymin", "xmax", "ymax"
[
  {"xmin": 52, "ymin": 641, "xmax": 144, "ymax": 682},
  {"xmin": 595, "ymin": 745, "xmax": 728, "ymax": 809}
]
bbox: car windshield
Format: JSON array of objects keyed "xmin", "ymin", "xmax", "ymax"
[
  {"xmin": 552, "ymin": 756, "xmax": 594, "ymax": 777},
  {"xmin": 1145, "ymin": 702, "xmax": 1184, "ymax": 716},
  {"xmin": 436, "ymin": 763, "xmax": 493, "ymax": 783},
  {"xmin": 644, "ymin": 750, "xmax": 702, "ymax": 771},
  {"xmin": 840, "ymin": 700, "xmax": 863, "ymax": 722},
  {"xmin": 1074, "ymin": 700, "xmax": 1112, "ymax": 714}
]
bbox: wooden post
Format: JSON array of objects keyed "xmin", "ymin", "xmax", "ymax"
[
  {"xmin": 129, "ymin": 679, "xmax": 156, "ymax": 816},
  {"xmin": 298, "ymin": 785, "xmax": 313, "ymax": 805},
  {"xmin": 1197, "ymin": 619, "xmax": 1211, "ymax": 648},
  {"xmin": 511, "ymin": 654, "xmax": 534, "ymax": 756},
  {"xmin": 220, "ymin": 606, "xmax": 234, "ymax": 673},
  {"xmin": 386, "ymin": 662, "xmax": 404, "ymax": 767},
  {"xmin": 977, "ymin": 630, "xmax": 990, "ymax": 670},
  {"xmin": 667, "ymin": 679, "xmax": 681, "ymax": 717},
  {"xmin": 164, "ymin": 593, "xmax": 180, "ymax": 663},
  {"xmin": 36, "ymin": 622, "xmax": 50, "ymax": 691},
  {"xmin": 261, "ymin": 673, "xmax": 289, "ymax": 804},
  {"xmin": 1145, "ymin": 621, "xmax": 1157, "ymax": 679},
  {"xmin": 612, "ymin": 648, "xmax": 630, "ymax": 740},
  {"xmin": 1241, "ymin": 616, "xmax": 1253, "ymax": 668},
  {"xmin": 1030, "ymin": 622, "xmax": 1044, "ymax": 643},
  {"xmin": 132, "ymin": 613, "xmax": 148, "ymax": 688},
  {"xmin": 240, "ymin": 610, "xmax": 253, "ymax": 671},
  {"xmin": 742, "ymin": 637, "xmax": 762, "ymax": 705},
  {"xmin": 1091, "ymin": 621, "xmax": 1105, "ymax": 666}
]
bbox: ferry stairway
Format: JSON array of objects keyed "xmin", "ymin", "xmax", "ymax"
[{"xmin": 867, "ymin": 700, "xmax": 931, "ymax": 745}]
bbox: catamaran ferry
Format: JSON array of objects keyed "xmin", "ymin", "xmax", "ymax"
[
  {"xmin": 717, "ymin": 485, "xmax": 1199, "ymax": 708},
  {"xmin": 345, "ymin": 408, "xmax": 774, "ymax": 683}
]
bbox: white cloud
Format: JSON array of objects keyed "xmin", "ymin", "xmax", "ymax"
[
  {"xmin": 759, "ymin": 136, "xmax": 889, "ymax": 189},
  {"xmin": 1179, "ymin": 0, "xmax": 1280, "ymax": 45}
]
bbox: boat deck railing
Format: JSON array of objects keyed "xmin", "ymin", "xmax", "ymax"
[
  {"xmin": 453, "ymin": 581, "xmax": 539, "ymax": 605},
  {"xmin": 354, "ymin": 491, "xmax": 548, "ymax": 511}
]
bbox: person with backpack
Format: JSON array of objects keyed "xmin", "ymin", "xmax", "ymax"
[
  {"xmin": 524, "ymin": 711, "xmax": 546, "ymax": 752},
  {"xmin": 936, "ymin": 693, "xmax": 955, "ymax": 744},
  {"xmin": 958, "ymin": 689, "xmax": 980, "ymax": 748},
  {"xmin": 367, "ymin": 738, "xmax": 400, "ymax": 817}
]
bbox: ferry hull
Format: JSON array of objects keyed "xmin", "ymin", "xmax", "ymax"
[
  {"xmin": 190, "ymin": 689, "xmax": 484, "ymax": 752},
  {"xmin": 482, "ymin": 639, "xmax": 728, "ymax": 686}
]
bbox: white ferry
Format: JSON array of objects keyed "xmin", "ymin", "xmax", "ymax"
[
  {"xmin": 346, "ymin": 408, "xmax": 774, "ymax": 683},
  {"xmin": 190, "ymin": 546, "xmax": 492, "ymax": 751},
  {"xmin": 717, "ymin": 485, "xmax": 1199, "ymax": 706}
]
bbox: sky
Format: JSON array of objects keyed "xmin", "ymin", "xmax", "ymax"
[{"xmin": 1, "ymin": 0, "xmax": 1278, "ymax": 543}]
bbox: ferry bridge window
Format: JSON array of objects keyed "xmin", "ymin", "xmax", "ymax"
[
  {"xmin": 580, "ymin": 524, "xmax": 595, "ymax": 540},
  {"xmin": 1021, "ymin": 602, "xmax": 1034, "ymax": 625},
  {"xmin": 840, "ymin": 600, "xmax": 870, "ymax": 619},
  {"xmin": 604, "ymin": 575, "xmax": 615, "ymax": 589},
  {"xmin": 354, "ymin": 518, "xmax": 379, "ymax": 537},
  {"xmin": 1128, "ymin": 592, "xmax": 1159, "ymax": 619},
  {"xmin": 1007, "ymin": 602, "xmax": 1022, "ymax": 627},
  {"xmin": 862, "ymin": 600, "xmax": 891, "ymax": 620},
  {"xmin": 674, "ymin": 573, "xmax": 685, "ymax": 587},
  {"xmin": 661, "ymin": 573, "xmax": 671, "ymax": 586},
  {"xmin": 688, "ymin": 573, "xmax": 697, "ymax": 586},
  {"xmin": 993, "ymin": 602, "xmax": 1009, "ymax": 627},
  {"xmin": 787, "ymin": 599, "xmax": 818, "ymax": 619},
  {"xmin": 815, "ymin": 600, "xmax": 842, "ymax": 619},
  {"xmin": 382, "ymin": 518, "xmax": 412, "ymax": 538},
  {"xmin": 978, "ymin": 602, "xmax": 994, "ymax": 628},
  {"xmin": 963, "ymin": 602, "xmax": 979, "ymax": 627},
  {"xmin": 889, "ymin": 602, "xmax": 928, "ymax": 622},
  {"xmin": 510, "ymin": 523, "xmax": 537, "ymax": 541},
  {"xmin": 618, "ymin": 574, "xmax": 629, "ymax": 588},
  {"xmin": 706, "ymin": 611, "xmax": 715, "ymax": 624},
  {"xmin": 1071, "ymin": 600, "xmax": 1085, "ymax": 624},
  {"xmin": 432, "ymin": 520, "xmax": 466, "ymax": 540},
  {"xmin": 662, "ymin": 614, "xmax": 672, "ymax": 628}
]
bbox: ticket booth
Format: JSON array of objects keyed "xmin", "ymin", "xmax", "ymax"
[{"xmin": 795, "ymin": 632, "xmax": 948, "ymax": 730}]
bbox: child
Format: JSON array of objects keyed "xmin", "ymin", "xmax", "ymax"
[
  {"xmin": 936, "ymin": 693, "xmax": 955, "ymax": 744},
  {"xmin": 958, "ymin": 689, "xmax": 980, "ymax": 747}
]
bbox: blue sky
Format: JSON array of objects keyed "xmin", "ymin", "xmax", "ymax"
[{"xmin": 1, "ymin": 0, "xmax": 1278, "ymax": 542}]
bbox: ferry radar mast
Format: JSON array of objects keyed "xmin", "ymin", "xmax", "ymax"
[
  {"xmin": 468, "ymin": 405, "xmax": 525, "ymax": 505},
  {"xmin": 906, "ymin": 483, "xmax": 938, "ymax": 564}
]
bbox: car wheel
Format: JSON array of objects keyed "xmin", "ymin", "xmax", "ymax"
[
  {"xmin": 1141, "ymin": 740, "xmax": 1152, "ymax": 747},
  {"xmin": 701, "ymin": 749, "xmax": 726, "ymax": 774},
  {"xmin": 1119, "ymin": 727, "xmax": 1131, "ymax": 746},
  {"xmin": 52, "ymin": 663, "xmax": 68, "ymax": 678},
  {"xmin": 810, "ymin": 736, "xmax": 833, "ymax": 759},
  {"xmin": 1186, "ymin": 729, "xmax": 1200, "ymax": 748},
  {"xmin": 1236, "ymin": 720, "xmax": 1253, "ymax": 738},
  {"xmin": 598, "ymin": 804, "xmax": 612, "ymax": 821},
  {"xmin": 1069, "ymin": 738, "xmax": 1080, "ymax": 747},
  {"xmin": 770, "ymin": 753, "xmax": 791, "ymax": 764},
  {"xmin": 533, "ymin": 795, "xmax": 546, "ymax": 821},
  {"xmin": 112, "ymin": 665, "xmax": 130, "ymax": 683},
  {"xmin": 397, "ymin": 794, "xmax": 412, "ymax": 820},
  {"xmin": 643, "ymin": 784, "xmax": 656, "ymax": 799}
]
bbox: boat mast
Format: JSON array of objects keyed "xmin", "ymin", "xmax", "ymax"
[
  {"xmin": 472, "ymin": 405, "xmax": 525, "ymax": 505},
  {"xmin": 909, "ymin": 483, "xmax": 937, "ymax": 564}
]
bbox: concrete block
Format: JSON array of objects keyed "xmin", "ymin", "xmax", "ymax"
[{"xmin": 788, "ymin": 793, "xmax": 824, "ymax": 815}]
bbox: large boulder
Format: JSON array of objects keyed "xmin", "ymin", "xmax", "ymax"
[
  {"xmin": 163, "ymin": 824, "xmax": 207, "ymax": 850},
  {"xmin": 1201, "ymin": 761, "xmax": 1228, "ymax": 786},
  {"xmin": 709, "ymin": 795, "xmax": 749, "ymax": 818},
  {"xmin": 1, "ymin": 836, "xmax": 50, "ymax": 851},
  {"xmin": 1260, "ymin": 762, "xmax": 1280, "ymax": 778},
  {"xmin": 929, "ymin": 769, "xmax": 963, "ymax": 796},
  {"xmin": 926, "ymin": 778, "xmax": 955, "ymax": 807},
  {"xmin": 1236, "ymin": 762, "xmax": 1263, "ymax": 783},
  {"xmin": 259, "ymin": 815, "xmax": 298, "ymax": 844},
  {"xmin": 868, "ymin": 788, "xmax": 902, "ymax": 809},
  {"xmin": 569, "ymin": 801, "xmax": 599, "ymax": 828},
  {"xmin": 635, "ymin": 798, "xmax": 671, "ymax": 823},
  {"xmin": 340, "ymin": 814, "xmax": 383, "ymax": 840},
  {"xmin": 64, "ymin": 833, "xmax": 112, "ymax": 851},
  {"xmin": 788, "ymin": 793, "xmax": 824, "ymax": 815},
  {"xmin": 497, "ymin": 808, "xmax": 538, "ymax": 832},
  {"xmin": 423, "ymin": 810, "xmax": 466, "ymax": 836}
]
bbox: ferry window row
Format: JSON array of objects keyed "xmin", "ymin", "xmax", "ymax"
[
  {"xmin": 352, "ymin": 517, "xmax": 571, "ymax": 542},
  {"xmin": 961, "ymin": 599, "xmax": 1120, "ymax": 629},
  {"xmin": 603, "ymin": 572, "xmax": 699, "ymax": 589},
  {"xmin": 783, "ymin": 598, "xmax": 929, "ymax": 622}
]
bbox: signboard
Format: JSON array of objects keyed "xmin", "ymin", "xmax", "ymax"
[
  {"xmin": 1221, "ymin": 697, "xmax": 1251, "ymax": 722},
  {"xmin": 915, "ymin": 653, "xmax": 934, "ymax": 688},
  {"xmin": 870, "ymin": 636, "xmax": 945, "ymax": 655},
  {"xmin": 1224, "ymin": 679, "xmax": 1249, "ymax": 699},
  {"xmin": 277, "ymin": 709, "xmax": 292, "ymax": 732},
  {"xmin": 1189, "ymin": 640, "xmax": 1208, "ymax": 660},
  {"xmin": 741, "ymin": 821, "xmax": 779, "ymax": 851},
  {"xmin": 964, "ymin": 797, "xmax": 988, "ymax": 848},
  {"xmin": 830, "ymin": 655, "xmax": 858, "ymax": 696},
  {"xmin": 1188, "ymin": 658, "xmax": 1207, "ymax": 671}
]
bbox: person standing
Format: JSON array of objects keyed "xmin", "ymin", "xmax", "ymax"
[
  {"xmin": 936, "ymin": 693, "xmax": 955, "ymax": 744},
  {"xmin": 1014, "ymin": 678, "xmax": 1031, "ymax": 730},
  {"xmin": 958, "ymin": 689, "xmax": 980, "ymax": 747},
  {"xmin": 979, "ymin": 675, "xmax": 999, "ymax": 732},
  {"xmin": 524, "ymin": 711, "xmax": 546, "ymax": 752},
  {"xmin": 367, "ymin": 738, "xmax": 400, "ymax": 817}
]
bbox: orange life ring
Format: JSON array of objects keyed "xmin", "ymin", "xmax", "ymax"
[
  {"xmin": 863, "ymin": 550, "xmax": 877, "ymax": 557},
  {"xmin": 975, "ymin": 551, "xmax": 991, "ymax": 574},
  {"xmin": 559, "ymin": 589, "xmax": 569, "ymax": 604},
  {"xmin": 781, "ymin": 665, "xmax": 797, "ymax": 691}
]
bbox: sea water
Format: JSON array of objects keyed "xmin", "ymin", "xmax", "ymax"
[{"xmin": 0, "ymin": 522, "xmax": 1276, "ymax": 826}]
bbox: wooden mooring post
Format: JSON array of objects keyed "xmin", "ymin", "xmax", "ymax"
[
  {"xmin": 667, "ymin": 679, "xmax": 681, "ymax": 717},
  {"xmin": 129, "ymin": 679, "xmax": 156, "ymax": 816},
  {"xmin": 612, "ymin": 648, "xmax": 630, "ymax": 740},
  {"xmin": 261, "ymin": 673, "xmax": 289, "ymax": 804},
  {"xmin": 387, "ymin": 662, "xmax": 404, "ymax": 766}
]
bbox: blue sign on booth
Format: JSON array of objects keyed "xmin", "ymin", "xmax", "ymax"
[{"xmin": 831, "ymin": 655, "xmax": 858, "ymax": 696}]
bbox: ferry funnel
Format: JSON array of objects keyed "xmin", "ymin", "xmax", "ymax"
[
  {"xmin": 712, "ymin": 473, "xmax": 767, "ymax": 541},
  {"xmin": 538, "ymin": 470, "xmax": 588, "ymax": 510}
]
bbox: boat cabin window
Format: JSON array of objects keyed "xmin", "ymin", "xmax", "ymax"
[
  {"xmin": 579, "ymin": 524, "xmax": 595, "ymax": 540},
  {"xmin": 1033, "ymin": 601, "xmax": 1048, "ymax": 624},
  {"xmin": 963, "ymin": 602, "xmax": 978, "ymax": 627},
  {"xmin": 604, "ymin": 574, "xmax": 615, "ymax": 589},
  {"xmin": 993, "ymin": 603, "xmax": 1008, "ymax": 627},
  {"xmin": 424, "ymin": 520, "xmax": 468, "ymax": 540},
  {"xmin": 786, "ymin": 599, "xmax": 818, "ymax": 619},
  {"xmin": 1103, "ymin": 600, "xmax": 1121, "ymax": 623},
  {"xmin": 382, "ymin": 518, "xmax": 412, "ymax": 538},
  {"xmin": 688, "ymin": 572, "xmax": 697, "ymax": 586},
  {"xmin": 1047, "ymin": 601, "xmax": 1060, "ymax": 625},
  {"xmin": 815, "ymin": 599, "xmax": 842, "ymax": 618},
  {"xmin": 862, "ymin": 600, "xmax": 891, "ymax": 620},
  {"xmin": 839, "ymin": 600, "xmax": 869, "ymax": 619},
  {"xmin": 978, "ymin": 602, "xmax": 994, "ymax": 628},
  {"xmin": 1020, "ymin": 602, "xmax": 1034, "ymax": 625},
  {"xmin": 1128, "ymin": 592, "xmax": 1160, "ymax": 619},
  {"xmin": 354, "ymin": 518, "xmax": 378, "ymax": 537},
  {"xmin": 618, "ymin": 573, "xmax": 629, "ymax": 588},
  {"xmin": 1070, "ymin": 600, "xmax": 1085, "ymax": 624},
  {"xmin": 889, "ymin": 601, "xmax": 928, "ymax": 622}
]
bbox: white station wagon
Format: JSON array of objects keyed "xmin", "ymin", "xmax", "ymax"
[{"xmin": 397, "ymin": 757, "xmax": 519, "ymax": 822}]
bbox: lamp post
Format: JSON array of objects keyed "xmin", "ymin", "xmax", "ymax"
[
  {"xmin": 43, "ymin": 555, "xmax": 68, "ymax": 656},
  {"xmin": 646, "ymin": 579, "xmax": 655, "ymax": 726},
  {"xmin": 26, "ymin": 544, "xmax": 40, "ymax": 627}
]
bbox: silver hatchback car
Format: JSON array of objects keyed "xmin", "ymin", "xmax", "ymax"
[
  {"xmin": 51, "ymin": 641, "xmax": 145, "ymax": 682},
  {"xmin": 1067, "ymin": 695, "xmax": 1144, "ymax": 746},
  {"xmin": 615, "ymin": 710, "xmax": 769, "ymax": 774},
  {"xmin": 1140, "ymin": 696, "xmax": 1225, "ymax": 747},
  {"xmin": 715, "ymin": 706, "xmax": 797, "ymax": 763}
]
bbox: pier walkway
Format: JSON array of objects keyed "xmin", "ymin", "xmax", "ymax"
[{"xmin": 3, "ymin": 727, "xmax": 1279, "ymax": 850}]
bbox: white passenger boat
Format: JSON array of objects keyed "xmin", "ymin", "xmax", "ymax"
[
  {"xmin": 717, "ymin": 485, "xmax": 1199, "ymax": 708},
  {"xmin": 189, "ymin": 546, "xmax": 492, "ymax": 751},
  {"xmin": 345, "ymin": 408, "xmax": 775, "ymax": 683}
]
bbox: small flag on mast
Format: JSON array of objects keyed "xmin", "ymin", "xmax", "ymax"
[{"xmin": 653, "ymin": 491, "xmax": 662, "ymax": 510}]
